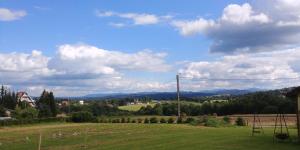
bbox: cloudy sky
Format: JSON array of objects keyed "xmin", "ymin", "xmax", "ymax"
[{"xmin": 1, "ymin": 0, "xmax": 300, "ymax": 96}]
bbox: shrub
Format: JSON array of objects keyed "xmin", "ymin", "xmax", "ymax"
[
  {"xmin": 204, "ymin": 118, "xmax": 225, "ymax": 127},
  {"xmin": 144, "ymin": 118, "xmax": 150, "ymax": 124},
  {"xmin": 121, "ymin": 118, "xmax": 126, "ymax": 123},
  {"xmin": 71, "ymin": 111, "xmax": 94, "ymax": 123},
  {"xmin": 137, "ymin": 118, "xmax": 143, "ymax": 123},
  {"xmin": 223, "ymin": 116, "xmax": 231, "ymax": 124},
  {"xmin": 131, "ymin": 119, "xmax": 136, "ymax": 123},
  {"xmin": 167, "ymin": 117, "xmax": 175, "ymax": 124},
  {"xmin": 185, "ymin": 117, "xmax": 195, "ymax": 123},
  {"xmin": 177, "ymin": 117, "xmax": 183, "ymax": 124},
  {"xmin": 127, "ymin": 118, "xmax": 131, "ymax": 123},
  {"xmin": 0, "ymin": 106, "xmax": 6, "ymax": 117},
  {"xmin": 235, "ymin": 117, "xmax": 246, "ymax": 126},
  {"xmin": 150, "ymin": 117, "xmax": 158, "ymax": 123},
  {"xmin": 160, "ymin": 118, "xmax": 166, "ymax": 123}
]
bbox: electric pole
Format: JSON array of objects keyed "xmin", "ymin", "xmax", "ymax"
[{"xmin": 176, "ymin": 74, "xmax": 181, "ymax": 119}]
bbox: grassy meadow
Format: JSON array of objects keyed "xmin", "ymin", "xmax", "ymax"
[
  {"xmin": 0, "ymin": 123, "xmax": 299, "ymax": 150},
  {"xmin": 118, "ymin": 103, "xmax": 155, "ymax": 111}
]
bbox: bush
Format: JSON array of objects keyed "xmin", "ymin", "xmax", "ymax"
[
  {"xmin": 13, "ymin": 107, "xmax": 39, "ymax": 119},
  {"xmin": 160, "ymin": 118, "xmax": 166, "ymax": 123},
  {"xmin": 0, "ymin": 117, "xmax": 66, "ymax": 126},
  {"xmin": 223, "ymin": 116, "xmax": 231, "ymax": 124},
  {"xmin": 144, "ymin": 118, "xmax": 150, "ymax": 124},
  {"xmin": 131, "ymin": 119, "xmax": 136, "ymax": 123},
  {"xmin": 112, "ymin": 118, "xmax": 121, "ymax": 123},
  {"xmin": 185, "ymin": 117, "xmax": 195, "ymax": 123},
  {"xmin": 137, "ymin": 118, "xmax": 143, "ymax": 123},
  {"xmin": 167, "ymin": 117, "xmax": 175, "ymax": 124},
  {"xmin": 150, "ymin": 117, "xmax": 158, "ymax": 123},
  {"xmin": 235, "ymin": 117, "xmax": 246, "ymax": 126},
  {"xmin": 177, "ymin": 117, "xmax": 183, "ymax": 124},
  {"xmin": 127, "ymin": 118, "xmax": 131, "ymax": 123},
  {"xmin": 121, "ymin": 118, "xmax": 126, "ymax": 123},
  {"xmin": 0, "ymin": 106, "xmax": 6, "ymax": 117},
  {"xmin": 71, "ymin": 111, "xmax": 94, "ymax": 123},
  {"xmin": 204, "ymin": 118, "xmax": 225, "ymax": 127}
]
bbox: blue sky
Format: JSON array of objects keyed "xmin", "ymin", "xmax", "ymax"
[{"xmin": 1, "ymin": 0, "xmax": 300, "ymax": 96}]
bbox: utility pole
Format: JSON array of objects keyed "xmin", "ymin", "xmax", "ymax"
[{"xmin": 176, "ymin": 74, "xmax": 181, "ymax": 119}]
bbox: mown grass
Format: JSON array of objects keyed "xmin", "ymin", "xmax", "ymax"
[
  {"xmin": 0, "ymin": 123, "xmax": 299, "ymax": 150},
  {"xmin": 118, "ymin": 103, "xmax": 155, "ymax": 111}
]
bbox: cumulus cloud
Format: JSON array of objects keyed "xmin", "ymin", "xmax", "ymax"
[
  {"xmin": 0, "ymin": 8, "xmax": 26, "ymax": 21},
  {"xmin": 0, "ymin": 44, "xmax": 172, "ymax": 96},
  {"xmin": 96, "ymin": 10, "xmax": 172, "ymax": 26},
  {"xmin": 172, "ymin": 1, "xmax": 300, "ymax": 54},
  {"xmin": 179, "ymin": 48, "xmax": 300, "ymax": 90}
]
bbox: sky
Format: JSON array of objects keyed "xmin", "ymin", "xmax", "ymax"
[{"xmin": 1, "ymin": 0, "xmax": 300, "ymax": 96}]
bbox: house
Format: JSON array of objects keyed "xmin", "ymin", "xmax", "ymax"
[
  {"xmin": 79, "ymin": 100, "xmax": 84, "ymax": 105},
  {"xmin": 17, "ymin": 92, "xmax": 36, "ymax": 107}
]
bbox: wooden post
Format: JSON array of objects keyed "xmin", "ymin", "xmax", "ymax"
[
  {"xmin": 297, "ymin": 94, "xmax": 300, "ymax": 139},
  {"xmin": 38, "ymin": 131, "xmax": 42, "ymax": 150},
  {"xmin": 176, "ymin": 74, "xmax": 180, "ymax": 119}
]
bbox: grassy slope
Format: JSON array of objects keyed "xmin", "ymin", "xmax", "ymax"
[
  {"xmin": 118, "ymin": 103, "xmax": 155, "ymax": 111},
  {"xmin": 0, "ymin": 123, "xmax": 299, "ymax": 150}
]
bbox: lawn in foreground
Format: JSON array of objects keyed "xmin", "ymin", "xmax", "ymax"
[{"xmin": 0, "ymin": 123, "xmax": 299, "ymax": 150}]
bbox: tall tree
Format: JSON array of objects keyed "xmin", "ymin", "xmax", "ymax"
[{"xmin": 37, "ymin": 90, "xmax": 57, "ymax": 118}]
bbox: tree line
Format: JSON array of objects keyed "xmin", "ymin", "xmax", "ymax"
[{"xmin": 0, "ymin": 85, "xmax": 57, "ymax": 118}]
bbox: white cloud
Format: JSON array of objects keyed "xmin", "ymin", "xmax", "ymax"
[
  {"xmin": 109, "ymin": 22, "xmax": 126, "ymax": 28},
  {"xmin": 171, "ymin": 1, "xmax": 300, "ymax": 53},
  {"xmin": 0, "ymin": 44, "xmax": 172, "ymax": 96},
  {"xmin": 179, "ymin": 48, "xmax": 300, "ymax": 90},
  {"xmin": 221, "ymin": 3, "xmax": 270, "ymax": 24},
  {"xmin": 0, "ymin": 8, "xmax": 26, "ymax": 21},
  {"xmin": 172, "ymin": 18, "xmax": 215, "ymax": 36},
  {"xmin": 96, "ymin": 10, "xmax": 172, "ymax": 26},
  {"xmin": 51, "ymin": 44, "xmax": 170, "ymax": 74}
]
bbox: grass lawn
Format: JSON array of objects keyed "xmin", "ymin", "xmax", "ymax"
[
  {"xmin": 0, "ymin": 123, "xmax": 299, "ymax": 150},
  {"xmin": 118, "ymin": 103, "xmax": 155, "ymax": 111}
]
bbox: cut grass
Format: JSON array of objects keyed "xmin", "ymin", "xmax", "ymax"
[
  {"xmin": 118, "ymin": 103, "xmax": 155, "ymax": 111},
  {"xmin": 0, "ymin": 123, "xmax": 299, "ymax": 150}
]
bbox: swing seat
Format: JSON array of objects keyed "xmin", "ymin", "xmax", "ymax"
[{"xmin": 275, "ymin": 133, "xmax": 289, "ymax": 140}]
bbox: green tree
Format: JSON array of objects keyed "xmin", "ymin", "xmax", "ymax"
[{"xmin": 37, "ymin": 90, "xmax": 57, "ymax": 118}]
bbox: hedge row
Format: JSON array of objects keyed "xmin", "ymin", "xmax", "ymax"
[{"xmin": 0, "ymin": 117, "xmax": 67, "ymax": 126}]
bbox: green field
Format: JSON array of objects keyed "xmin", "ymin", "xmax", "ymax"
[
  {"xmin": 118, "ymin": 103, "xmax": 155, "ymax": 111},
  {"xmin": 0, "ymin": 123, "xmax": 299, "ymax": 150}
]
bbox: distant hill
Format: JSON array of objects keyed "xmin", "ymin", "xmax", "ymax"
[{"xmin": 83, "ymin": 89, "xmax": 260, "ymax": 100}]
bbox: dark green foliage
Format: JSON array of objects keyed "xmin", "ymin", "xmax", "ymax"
[
  {"xmin": 121, "ymin": 117, "xmax": 126, "ymax": 123},
  {"xmin": 177, "ymin": 117, "xmax": 183, "ymax": 124},
  {"xmin": 127, "ymin": 118, "xmax": 131, "ymax": 123},
  {"xmin": 0, "ymin": 117, "xmax": 66, "ymax": 126},
  {"xmin": 235, "ymin": 117, "xmax": 246, "ymax": 126},
  {"xmin": 131, "ymin": 119, "xmax": 136, "ymax": 123},
  {"xmin": 223, "ymin": 116, "xmax": 231, "ymax": 124},
  {"xmin": 150, "ymin": 117, "xmax": 158, "ymax": 123},
  {"xmin": 167, "ymin": 117, "xmax": 175, "ymax": 123},
  {"xmin": 0, "ymin": 106, "xmax": 5, "ymax": 117},
  {"xmin": 13, "ymin": 107, "xmax": 39, "ymax": 119},
  {"xmin": 144, "ymin": 118, "xmax": 150, "ymax": 124},
  {"xmin": 71, "ymin": 111, "xmax": 94, "ymax": 123},
  {"xmin": 160, "ymin": 118, "xmax": 166, "ymax": 123},
  {"xmin": 185, "ymin": 117, "xmax": 195, "ymax": 123},
  {"xmin": 0, "ymin": 86, "xmax": 17, "ymax": 110},
  {"xmin": 37, "ymin": 90, "xmax": 57, "ymax": 118},
  {"xmin": 204, "ymin": 118, "xmax": 224, "ymax": 127}
]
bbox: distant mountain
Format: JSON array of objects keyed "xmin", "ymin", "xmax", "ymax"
[{"xmin": 83, "ymin": 89, "xmax": 259, "ymax": 100}]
